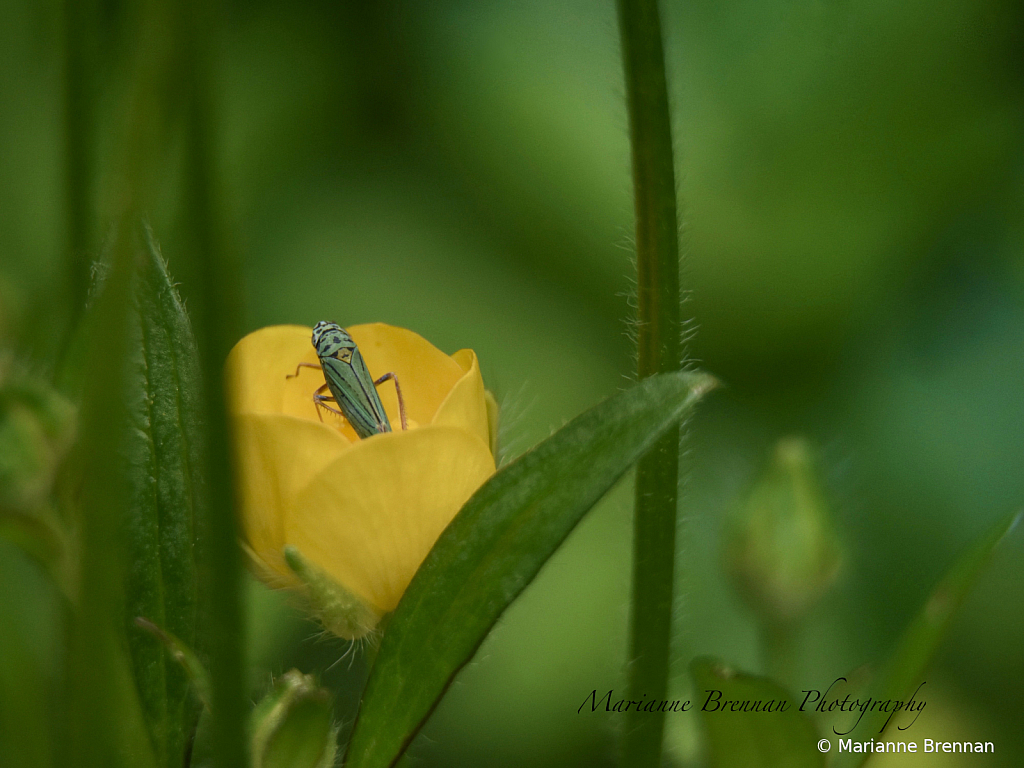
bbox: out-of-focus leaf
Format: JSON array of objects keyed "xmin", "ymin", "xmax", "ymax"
[
  {"xmin": 344, "ymin": 370, "xmax": 716, "ymax": 768},
  {"xmin": 0, "ymin": 539, "xmax": 58, "ymax": 768},
  {"xmin": 122, "ymin": 230, "xmax": 206, "ymax": 768},
  {"xmin": 832, "ymin": 509, "xmax": 1021, "ymax": 768},
  {"xmin": 690, "ymin": 657, "xmax": 823, "ymax": 768},
  {"xmin": 250, "ymin": 670, "xmax": 338, "ymax": 768},
  {"xmin": 68, "ymin": 225, "xmax": 158, "ymax": 768}
]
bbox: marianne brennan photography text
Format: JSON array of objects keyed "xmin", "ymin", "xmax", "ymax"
[{"xmin": 580, "ymin": 678, "xmax": 928, "ymax": 735}]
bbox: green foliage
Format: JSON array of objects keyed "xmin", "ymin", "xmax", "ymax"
[
  {"xmin": 344, "ymin": 370, "xmax": 715, "ymax": 768},
  {"xmin": 690, "ymin": 657, "xmax": 823, "ymax": 768}
]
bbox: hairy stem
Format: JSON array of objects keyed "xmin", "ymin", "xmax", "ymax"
[{"xmin": 617, "ymin": 0, "xmax": 683, "ymax": 766}]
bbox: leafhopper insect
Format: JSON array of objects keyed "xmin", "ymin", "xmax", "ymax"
[{"xmin": 288, "ymin": 321, "xmax": 408, "ymax": 439}]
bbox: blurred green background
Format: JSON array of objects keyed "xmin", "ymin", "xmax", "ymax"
[{"xmin": 1, "ymin": 0, "xmax": 1022, "ymax": 765}]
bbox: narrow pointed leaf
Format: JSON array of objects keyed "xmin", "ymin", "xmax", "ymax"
[
  {"xmin": 344, "ymin": 370, "xmax": 716, "ymax": 768},
  {"xmin": 123, "ymin": 231, "xmax": 206, "ymax": 768},
  {"xmin": 832, "ymin": 509, "xmax": 1020, "ymax": 767},
  {"xmin": 690, "ymin": 657, "xmax": 823, "ymax": 768}
]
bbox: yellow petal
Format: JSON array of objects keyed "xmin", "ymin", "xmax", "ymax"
[
  {"xmin": 234, "ymin": 413, "xmax": 351, "ymax": 583},
  {"xmin": 225, "ymin": 325, "xmax": 322, "ymax": 421},
  {"xmin": 286, "ymin": 426, "xmax": 495, "ymax": 613},
  {"xmin": 432, "ymin": 348, "xmax": 491, "ymax": 452},
  {"xmin": 348, "ymin": 324, "xmax": 464, "ymax": 427}
]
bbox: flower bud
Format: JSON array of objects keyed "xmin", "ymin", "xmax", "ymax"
[
  {"xmin": 0, "ymin": 367, "xmax": 76, "ymax": 516},
  {"xmin": 724, "ymin": 437, "xmax": 842, "ymax": 623},
  {"xmin": 250, "ymin": 670, "xmax": 338, "ymax": 768}
]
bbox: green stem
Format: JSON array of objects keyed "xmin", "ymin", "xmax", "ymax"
[
  {"xmin": 617, "ymin": 1, "xmax": 682, "ymax": 766},
  {"xmin": 178, "ymin": 3, "xmax": 247, "ymax": 766}
]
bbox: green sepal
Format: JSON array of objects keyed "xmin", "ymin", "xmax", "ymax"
[
  {"xmin": 284, "ymin": 545, "xmax": 382, "ymax": 640},
  {"xmin": 251, "ymin": 669, "xmax": 338, "ymax": 768}
]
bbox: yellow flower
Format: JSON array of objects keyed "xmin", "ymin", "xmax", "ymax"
[{"xmin": 225, "ymin": 323, "xmax": 497, "ymax": 638}]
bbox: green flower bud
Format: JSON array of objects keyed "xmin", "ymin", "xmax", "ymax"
[
  {"xmin": 724, "ymin": 437, "xmax": 842, "ymax": 623},
  {"xmin": 251, "ymin": 670, "xmax": 338, "ymax": 768}
]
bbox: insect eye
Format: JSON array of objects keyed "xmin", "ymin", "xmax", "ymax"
[{"xmin": 338, "ymin": 348, "xmax": 353, "ymax": 363}]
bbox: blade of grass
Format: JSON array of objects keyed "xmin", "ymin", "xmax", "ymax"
[{"xmin": 616, "ymin": 1, "xmax": 685, "ymax": 765}]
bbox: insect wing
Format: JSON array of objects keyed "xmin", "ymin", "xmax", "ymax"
[{"xmin": 320, "ymin": 348, "xmax": 391, "ymax": 439}]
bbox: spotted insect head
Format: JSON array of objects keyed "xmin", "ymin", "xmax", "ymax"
[{"xmin": 311, "ymin": 321, "xmax": 356, "ymax": 360}]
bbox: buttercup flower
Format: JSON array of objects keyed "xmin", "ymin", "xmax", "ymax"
[{"xmin": 226, "ymin": 323, "xmax": 497, "ymax": 638}]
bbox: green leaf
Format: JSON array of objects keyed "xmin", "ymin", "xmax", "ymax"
[
  {"xmin": 832, "ymin": 509, "xmax": 1021, "ymax": 768},
  {"xmin": 122, "ymin": 230, "xmax": 206, "ymax": 768},
  {"xmin": 344, "ymin": 370, "xmax": 716, "ymax": 768},
  {"xmin": 690, "ymin": 657, "xmax": 824, "ymax": 768}
]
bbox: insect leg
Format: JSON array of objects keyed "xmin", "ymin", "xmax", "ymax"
[
  {"xmin": 286, "ymin": 362, "xmax": 323, "ymax": 379},
  {"xmin": 311, "ymin": 382, "xmax": 345, "ymax": 423},
  {"xmin": 374, "ymin": 372, "xmax": 408, "ymax": 431}
]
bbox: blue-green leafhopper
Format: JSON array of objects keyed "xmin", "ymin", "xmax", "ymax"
[{"xmin": 287, "ymin": 321, "xmax": 408, "ymax": 439}]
